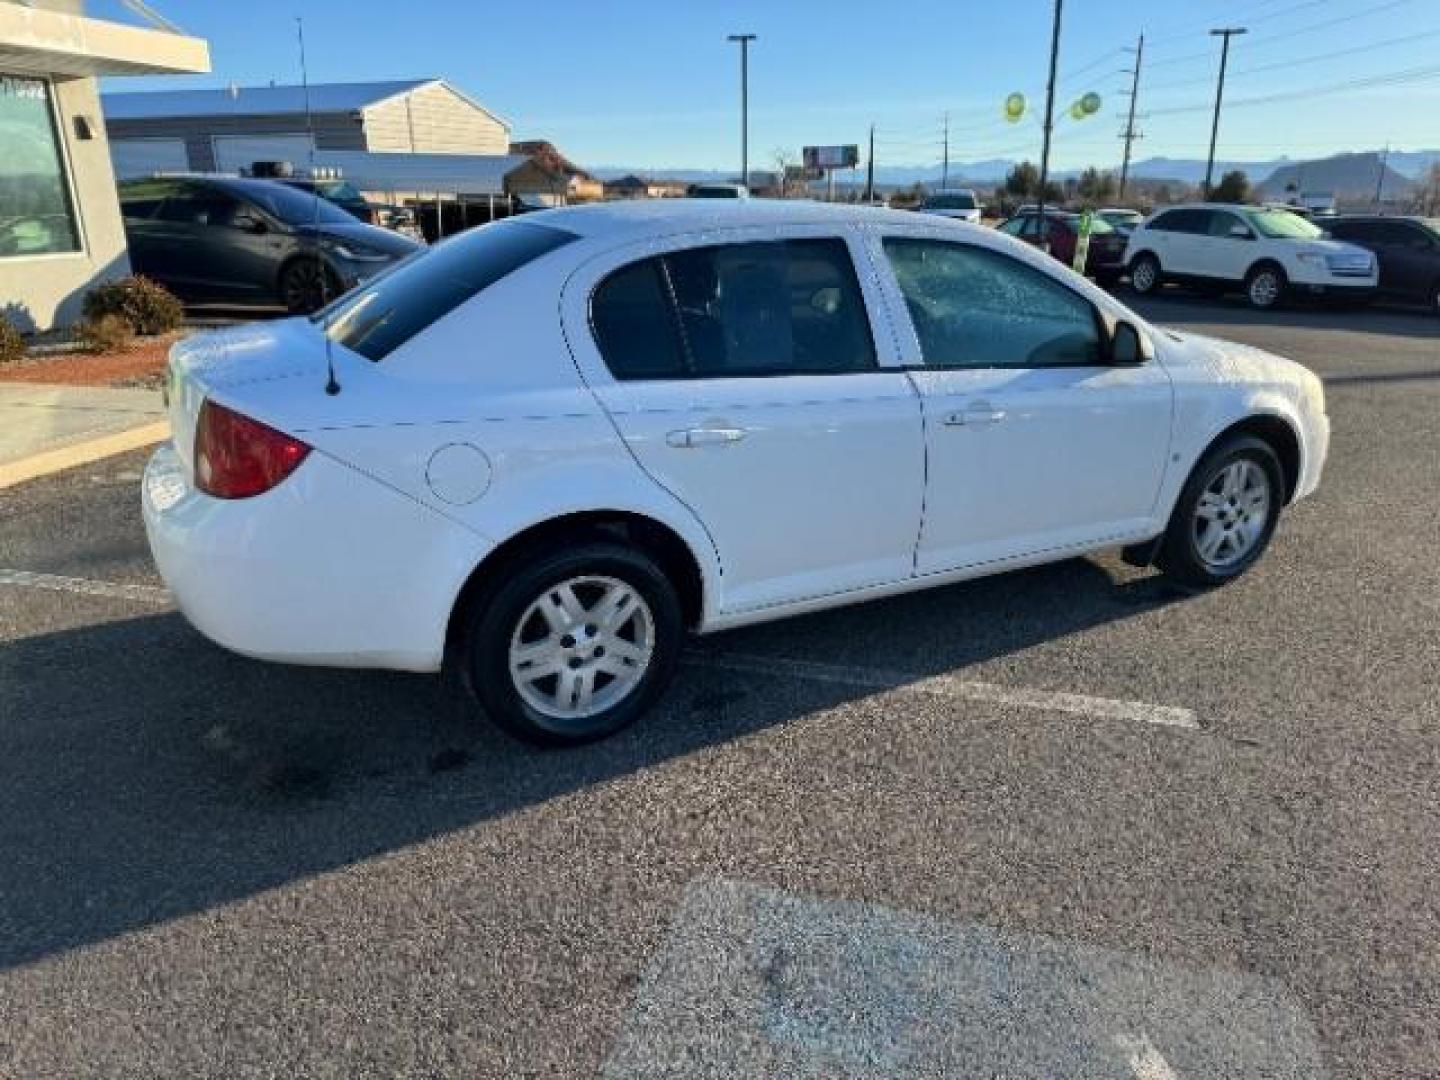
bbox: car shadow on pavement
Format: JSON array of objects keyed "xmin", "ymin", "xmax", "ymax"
[{"xmin": 0, "ymin": 557, "xmax": 1179, "ymax": 971}]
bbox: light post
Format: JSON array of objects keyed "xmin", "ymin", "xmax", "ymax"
[{"xmin": 727, "ymin": 34, "xmax": 757, "ymax": 190}]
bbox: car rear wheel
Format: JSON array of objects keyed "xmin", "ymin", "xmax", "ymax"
[
  {"xmin": 279, "ymin": 258, "xmax": 340, "ymax": 315},
  {"xmin": 455, "ymin": 541, "xmax": 683, "ymax": 746},
  {"xmin": 1244, "ymin": 263, "xmax": 1287, "ymax": 310},
  {"xmin": 1129, "ymin": 253, "xmax": 1162, "ymax": 295},
  {"xmin": 1157, "ymin": 434, "xmax": 1283, "ymax": 589}
]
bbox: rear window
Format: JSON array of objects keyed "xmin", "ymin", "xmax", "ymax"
[{"xmin": 317, "ymin": 219, "xmax": 578, "ymax": 361}]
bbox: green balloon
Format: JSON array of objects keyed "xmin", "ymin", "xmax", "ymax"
[
  {"xmin": 1004, "ymin": 92, "xmax": 1026, "ymax": 122},
  {"xmin": 1081, "ymin": 92, "xmax": 1102, "ymax": 115}
]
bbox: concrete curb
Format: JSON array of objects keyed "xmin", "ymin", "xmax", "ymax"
[{"xmin": 0, "ymin": 421, "xmax": 169, "ymax": 491}]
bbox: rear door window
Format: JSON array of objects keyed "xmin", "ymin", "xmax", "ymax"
[
  {"xmin": 319, "ymin": 219, "xmax": 578, "ymax": 361},
  {"xmin": 591, "ymin": 238, "xmax": 876, "ymax": 380}
]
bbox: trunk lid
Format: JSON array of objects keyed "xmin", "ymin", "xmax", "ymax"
[{"xmin": 164, "ymin": 318, "xmax": 333, "ymax": 475}]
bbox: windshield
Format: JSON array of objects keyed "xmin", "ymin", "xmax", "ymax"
[
  {"xmin": 1246, "ymin": 208, "xmax": 1325, "ymax": 240},
  {"xmin": 309, "ymin": 180, "xmax": 366, "ymax": 204},
  {"xmin": 926, "ymin": 193, "xmax": 978, "ymax": 210},
  {"xmin": 239, "ymin": 182, "xmax": 359, "ymax": 227}
]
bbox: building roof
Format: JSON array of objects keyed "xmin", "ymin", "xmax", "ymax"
[{"xmin": 102, "ymin": 78, "xmax": 437, "ymax": 120}]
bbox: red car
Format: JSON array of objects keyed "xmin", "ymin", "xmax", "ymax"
[{"xmin": 998, "ymin": 210, "xmax": 1128, "ymax": 285}]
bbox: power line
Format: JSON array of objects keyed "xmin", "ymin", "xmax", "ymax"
[
  {"xmin": 1118, "ymin": 33, "xmax": 1145, "ymax": 199},
  {"xmin": 1146, "ymin": 61, "xmax": 1440, "ymax": 116}
]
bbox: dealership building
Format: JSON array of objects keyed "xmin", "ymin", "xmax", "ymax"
[{"xmin": 0, "ymin": 0, "xmax": 208, "ymax": 331}]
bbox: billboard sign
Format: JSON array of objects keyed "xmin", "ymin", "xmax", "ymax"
[{"xmin": 803, "ymin": 145, "xmax": 860, "ymax": 171}]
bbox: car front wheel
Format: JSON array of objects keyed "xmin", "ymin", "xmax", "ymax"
[
  {"xmin": 1244, "ymin": 263, "xmax": 1287, "ymax": 310},
  {"xmin": 279, "ymin": 258, "xmax": 341, "ymax": 315},
  {"xmin": 1157, "ymin": 434, "xmax": 1284, "ymax": 589},
  {"xmin": 455, "ymin": 542, "xmax": 683, "ymax": 746}
]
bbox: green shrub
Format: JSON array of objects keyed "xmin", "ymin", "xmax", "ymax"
[
  {"xmin": 82, "ymin": 275, "xmax": 183, "ymax": 336},
  {"xmin": 77, "ymin": 313, "xmax": 136, "ymax": 354},
  {"xmin": 0, "ymin": 316, "xmax": 23, "ymax": 365}
]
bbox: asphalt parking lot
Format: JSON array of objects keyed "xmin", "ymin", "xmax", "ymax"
[{"xmin": 1, "ymin": 293, "xmax": 1437, "ymax": 1078}]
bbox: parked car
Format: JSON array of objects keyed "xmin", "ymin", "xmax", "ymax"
[
  {"xmin": 1124, "ymin": 203, "xmax": 1377, "ymax": 309},
  {"xmin": 1098, "ymin": 207, "xmax": 1145, "ymax": 235},
  {"xmin": 278, "ymin": 176, "xmax": 379, "ymax": 223},
  {"xmin": 1324, "ymin": 216, "xmax": 1440, "ymax": 313},
  {"xmin": 687, "ymin": 183, "xmax": 749, "ymax": 199},
  {"xmin": 997, "ymin": 209, "xmax": 1128, "ymax": 284},
  {"xmin": 119, "ymin": 176, "xmax": 421, "ymax": 313},
  {"xmin": 143, "ymin": 201, "xmax": 1329, "ymax": 745},
  {"xmin": 918, "ymin": 189, "xmax": 982, "ymax": 223}
]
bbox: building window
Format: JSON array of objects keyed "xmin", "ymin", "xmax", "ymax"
[{"xmin": 0, "ymin": 75, "xmax": 81, "ymax": 257}]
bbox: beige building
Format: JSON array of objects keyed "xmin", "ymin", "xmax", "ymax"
[{"xmin": 0, "ymin": 0, "xmax": 208, "ymax": 331}]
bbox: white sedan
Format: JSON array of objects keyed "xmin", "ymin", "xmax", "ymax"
[{"xmin": 143, "ymin": 201, "xmax": 1329, "ymax": 745}]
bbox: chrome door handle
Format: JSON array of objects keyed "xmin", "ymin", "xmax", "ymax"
[
  {"xmin": 665, "ymin": 427, "xmax": 748, "ymax": 448},
  {"xmin": 943, "ymin": 406, "xmax": 1006, "ymax": 426}
]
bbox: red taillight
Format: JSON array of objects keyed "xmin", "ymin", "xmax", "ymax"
[{"xmin": 194, "ymin": 398, "xmax": 311, "ymax": 499}]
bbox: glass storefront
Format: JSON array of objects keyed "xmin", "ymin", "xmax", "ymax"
[{"xmin": 0, "ymin": 74, "xmax": 81, "ymax": 257}]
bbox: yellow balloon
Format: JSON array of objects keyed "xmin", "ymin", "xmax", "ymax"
[
  {"xmin": 1070, "ymin": 100, "xmax": 1087, "ymax": 121},
  {"xmin": 1004, "ymin": 92, "xmax": 1026, "ymax": 122}
]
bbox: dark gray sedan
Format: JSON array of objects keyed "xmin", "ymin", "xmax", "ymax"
[{"xmin": 118, "ymin": 176, "xmax": 420, "ymax": 313}]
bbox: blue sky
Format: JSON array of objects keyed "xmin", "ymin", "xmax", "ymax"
[{"xmin": 104, "ymin": 0, "xmax": 1440, "ymax": 172}]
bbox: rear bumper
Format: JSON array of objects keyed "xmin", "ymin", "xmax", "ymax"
[{"xmin": 142, "ymin": 442, "xmax": 490, "ymax": 673}]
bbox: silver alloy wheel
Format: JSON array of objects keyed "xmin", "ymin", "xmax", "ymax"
[
  {"xmin": 1193, "ymin": 459, "xmax": 1271, "ymax": 569},
  {"xmin": 1132, "ymin": 258, "xmax": 1158, "ymax": 292},
  {"xmin": 1248, "ymin": 269, "xmax": 1281, "ymax": 308},
  {"xmin": 508, "ymin": 575, "xmax": 654, "ymax": 721}
]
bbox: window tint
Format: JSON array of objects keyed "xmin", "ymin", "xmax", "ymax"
[
  {"xmin": 156, "ymin": 187, "xmax": 243, "ymax": 228},
  {"xmin": 118, "ymin": 179, "xmax": 174, "ymax": 221},
  {"xmin": 0, "ymin": 75, "xmax": 80, "ymax": 256},
  {"xmin": 1207, "ymin": 211, "xmax": 1246, "ymax": 238},
  {"xmin": 590, "ymin": 259, "xmax": 686, "ymax": 379},
  {"xmin": 883, "ymin": 238, "xmax": 1103, "ymax": 369},
  {"xmin": 592, "ymin": 238, "xmax": 876, "ymax": 380},
  {"xmin": 318, "ymin": 218, "xmax": 578, "ymax": 362},
  {"xmin": 997, "ymin": 217, "xmax": 1027, "ymax": 236},
  {"xmin": 1151, "ymin": 209, "xmax": 1209, "ymax": 234},
  {"xmin": 235, "ymin": 181, "xmax": 356, "ymax": 226}
]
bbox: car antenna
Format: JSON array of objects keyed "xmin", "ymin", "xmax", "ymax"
[{"xmin": 296, "ymin": 15, "xmax": 340, "ymax": 395}]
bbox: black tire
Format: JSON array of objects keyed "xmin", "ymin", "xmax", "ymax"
[
  {"xmin": 1129, "ymin": 252, "xmax": 1162, "ymax": 295},
  {"xmin": 278, "ymin": 258, "xmax": 341, "ymax": 315},
  {"xmin": 1157, "ymin": 434, "xmax": 1285, "ymax": 590},
  {"xmin": 1244, "ymin": 262, "xmax": 1287, "ymax": 310},
  {"xmin": 453, "ymin": 541, "xmax": 683, "ymax": 747}
]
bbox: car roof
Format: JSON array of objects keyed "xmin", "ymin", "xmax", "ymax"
[{"xmin": 517, "ymin": 198, "xmax": 915, "ymax": 241}]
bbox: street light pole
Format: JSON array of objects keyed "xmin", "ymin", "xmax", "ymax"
[
  {"xmin": 1118, "ymin": 33, "xmax": 1144, "ymax": 201},
  {"xmin": 1203, "ymin": 27, "xmax": 1246, "ymax": 198},
  {"xmin": 727, "ymin": 34, "xmax": 756, "ymax": 191},
  {"xmin": 1036, "ymin": 0, "xmax": 1064, "ymax": 252}
]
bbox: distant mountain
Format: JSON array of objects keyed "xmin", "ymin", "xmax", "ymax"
[{"xmin": 589, "ymin": 150, "xmax": 1439, "ymax": 190}]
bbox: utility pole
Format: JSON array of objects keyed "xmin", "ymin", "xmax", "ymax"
[
  {"xmin": 1036, "ymin": 0, "xmax": 1064, "ymax": 251},
  {"xmin": 1203, "ymin": 27, "xmax": 1246, "ymax": 198},
  {"xmin": 727, "ymin": 34, "xmax": 756, "ymax": 191},
  {"xmin": 865, "ymin": 123, "xmax": 875, "ymax": 202},
  {"xmin": 1118, "ymin": 32, "xmax": 1144, "ymax": 201},
  {"xmin": 1373, "ymin": 144, "xmax": 1389, "ymax": 209},
  {"xmin": 941, "ymin": 112, "xmax": 950, "ymax": 189}
]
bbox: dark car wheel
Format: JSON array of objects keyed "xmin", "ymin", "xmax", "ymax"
[
  {"xmin": 454, "ymin": 541, "xmax": 684, "ymax": 747},
  {"xmin": 1129, "ymin": 253, "xmax": 1162, "ymax": 295},
  {"xmin": 1157, "ymin": 434, "xmax": 1284, "ymax": 590},
  {"xmin": 1244, "ymin": 263, "xmax": 1287, "ymax": 310},
  {"xmin": 279, "ymin": 259, "xmax": 341, "ymax": 315}
]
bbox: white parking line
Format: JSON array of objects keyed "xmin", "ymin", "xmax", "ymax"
[
  {"xmin": 0, "ymin": 569, "xmax": 172, "ymax": 606},
  {"xmin": 688, "ymin": 651, "xmax": 1199, "ymax": 730}
]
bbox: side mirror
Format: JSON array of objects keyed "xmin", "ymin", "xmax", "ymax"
[
  {"xmin": 1111, "ymin": 321, "xmax": 1149, "ymax": 365},
  {"xmin": 1229, "ymin": 224, "xmax": 1254, "ymax": 240}
]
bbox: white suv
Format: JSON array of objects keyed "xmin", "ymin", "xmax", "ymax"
[
  {"xmin": 1124, "ymin": 203, "xmax": 1377, "ymax": 309},
  {"xmin": 918, "ymin": 189, "xmax": 982, "ymax": 223}
]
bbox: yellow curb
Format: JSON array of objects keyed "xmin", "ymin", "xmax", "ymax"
[{"xmin": 0, "ymin": 420, "xmax": 170, "ymax": 490}]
